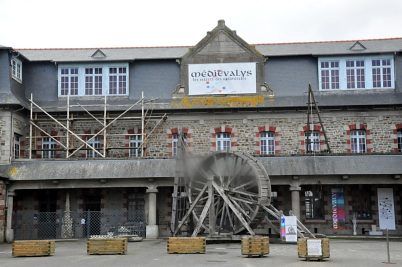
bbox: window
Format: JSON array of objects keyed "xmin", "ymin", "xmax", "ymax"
[
  {"xmin": 397, "ymin": 129, "xmax": 402, "ymax": 153},
  {"xmin": 85, "ymin": 67, "xmax": 102, "ymax": 95},
  {"xmin": 11, "ymin": 58, "xmax": 22, "ymax": 82},
  {"xmin": 352, "ymin": 185, "xmax": 372, "ymax": 220},
  {"xmin": 130, "ymin": 134, "xmax": 142, "ymax": 157},
  {"xmin": 319, "ymin": 56, "xmax": 394, "ymax": 90},
  {"xmin": 109, "ymin": 67, "xmax": 127, "ymax": 95},
  {"xmin": 172, "ymin": 133, "xmax": 187, "ymax": 157},
  {"xmin": 87, "ymin": 136, "xmax": 101, "ymax": 158},
  {"xmin": 127, "ymin": 193, "xmax": 145, "ymax": 223},
  {"xmin": 320, "ymin": 61, "xmax": 339, "ymax": 89},
  {"xmin": 350, "ymin": 129, "xmax": 366, "ymax": 153},
  {"xmin": 58, "ymin": 64, "xmax": 129, "ymax": 96},
  {"xmin": 372, "ymin": 59, "xmax": 392, "ymax": 88},
  {"xmin": 305, "ymin": 131, "xmax": 320, "ymax": 153},
  {"xmin": 304, "ymin": 187, "xmax": 324, "ymax": 219},
  {"xmin": 60, "ymin": 68, "xmax": 78, "ymax": 95},
  {"xmin": 216, "ymin": 132, "xmax": 231, "ymax": 152},
  {"xmin": 14, "ymin": 134, "xmax": 21, "ymax": 159},
  {"xmin": 346, "ymin": 60, "xmax": 365, "ymax": 89},
  {"xmin": 42, "ymin": 137, "xmax": 56, "ymax": 159},
  {"xmin": 260, "ymin": 131, "xmax": 275, "ymax": 155}
]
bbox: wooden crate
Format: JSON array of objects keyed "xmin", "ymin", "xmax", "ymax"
[
  {"xmin": 297, "ymin": 238, "xmax": 330, "ymax": 261},
  {"xmin": 12, "ymin": 240, "xmax": 55, "ymax": 257},
  {"xmin": 241, "ymin": 236, "xmax": 269, "ymax": 257},
  {"xmin": 87, "ymin": 238, "xmax": 127, "ymax": 255},
  {"xmin": 167, "ymin": 237, "xmax": 206, "ymax": 254}
]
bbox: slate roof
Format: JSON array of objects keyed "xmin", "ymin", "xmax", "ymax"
[{"xmin": 16, "ymin": 37, "xmax": 402, "ymax": 62}]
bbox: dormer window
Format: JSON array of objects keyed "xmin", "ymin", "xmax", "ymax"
[
  {"xmin": 11, "ymin": 57, "xmax": 22, "ymax": 83},
  {"xmin": 58, "ymin": 63, "xmax": 129, "ymax": 96},
  {"xmin": 319, "ymin": 56, "xmax": 394, "ymax": 90}
]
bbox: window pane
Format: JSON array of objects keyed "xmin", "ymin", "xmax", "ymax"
[
  {"xmin": 350, "ymin": 130, "xmax": 366, "ymax": 153},
  {"xmin": 216, "ymin": 132, "xmax": 231, "ymax": 152},
  {"xmin": 260, "ymin": 131, "xmax": 275, "ymax": 155}
]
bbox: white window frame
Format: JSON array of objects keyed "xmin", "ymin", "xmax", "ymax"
[
  {"xmin": 58, "ymin": 63, "xmax": 129, "ymax": 96},
  {"xmin": 318, "ymin": 55, "xmax": 395, "ymax": 90},
  {"xmin": 260, "ymin": 131, "xmax": 275, "ymax": 155},
  {"xmin": 60, "ymin": 67, "xmax": 79, "ymax": 95},
  {"xmin": 86, "ymin": 136, "xmax": 101, "ymax": 158},
  {"xmin": 14, "ymin": 134, "xmax": 21, "ymax": 159},
  {"xmin": 350, "ymin": 129, "xmax": 367, "ymax": 153},
  {"xmin": 172, "ymin": 133, "xmax": 187, "ymax": 157},
  {"xmin": 42, "ymin": 137, "xmax": 56, "ymax": 159},
  {"xmin": 305, "ymin": 131, "xmax": 320, "ymax": 153},
  {"xmin": 397, "ymin": 129, "xmax": 402, "ymax": 153},
  {"xmin": 11, "ymin": 57, "xmax": 22, "ymax": 83},
  {"xmin": 216, "ymin": 132, "xmax": 231, "ymax": 152},
  {"xmin": 129, "ymin": 134, "xmax": 143, "ymax": 158}
]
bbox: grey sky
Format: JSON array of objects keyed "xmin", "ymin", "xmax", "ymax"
[{"xmin": 1, "ymin": 0, "xmax": 402, "ymax": 48}]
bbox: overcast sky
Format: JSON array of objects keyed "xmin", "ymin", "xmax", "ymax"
[{"xmin": 1, "ymin": 0, "xmax": 402, "ymax": 48}]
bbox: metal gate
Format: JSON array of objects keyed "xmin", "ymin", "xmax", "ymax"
[{"xmin": 13, "ymin": 210, "xmax": 146, "ymax": 240}]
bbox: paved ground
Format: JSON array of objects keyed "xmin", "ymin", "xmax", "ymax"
[{"xmin": 0, "ymin": 239, "xmax": 401, "ymax": 267}]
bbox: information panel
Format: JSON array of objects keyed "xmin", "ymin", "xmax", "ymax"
[
  {"xmin": 188, "ymin": 63, "xmax": 256, "ymax": 95},
  {"xmin": 307, "ymin": 239, "xmax": 322, "ymax": 256},
  {"xmin": 377, "ymin": 188, "xmax": 396, "ymax": 230}
]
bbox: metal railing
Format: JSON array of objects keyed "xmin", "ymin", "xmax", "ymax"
[{"xmin": 13, "ymin": 210, "xmax": 145, "ymax": 240}]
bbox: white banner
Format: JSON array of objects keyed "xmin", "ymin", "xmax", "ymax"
[
  {"xmin": 188, "ymin": 63, "xmax": 256, "ymax": 95},
  {"xmin": 377, "ymin": 188, "xmax": 395, "ymax": 230},
  {"xmin": 284, "ymin": 216, "xmax": 298, "ymax": 242}
]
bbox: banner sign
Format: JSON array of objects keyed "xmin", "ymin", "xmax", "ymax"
[
  {"xmin": 188, "ymin": 63, "xmax": 256, "ymax": 95},
  {"xmin": 331, "ymin": 188, "xmax": 346, "ymax": 230},
  {"xmin": 377, "ymin": 188, "xmax": 396, "ymax": 230},
  {"xmin": 280, "ymin": 215, "xmax": 297, "ymax": 242},
  {"xmin": 280, "ymin": 215, "xmax": 286, "ymax": 240}
]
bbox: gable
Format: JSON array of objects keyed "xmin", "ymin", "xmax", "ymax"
[
  {"xmin": 179, "ymin": 20, "xmax": 266, "ymax": 98},
  {"xmin": 182, "ymin": 20, "xmax": 264, "ymax": 63},
  {"xmin": 197, "ymin": 30, "xmax": 252, "ymax": 55}
]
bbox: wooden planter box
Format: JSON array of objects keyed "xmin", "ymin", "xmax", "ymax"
[
  {"xmin": 241, "ymin": 236, "xmax": 269, "ymax": 257},
  {"xmin": 167, "ymin": 237, "xmax": 206, "ymax": 254},
  {"xmin": 87, "ymin": 238, "xmax": 127, "ymax": 255},
  {"xmin": 12, "ymin": 240, "xmax": 55, "ymax": 257},
  {"xmin": 297, "ymin": 238, "xmax": 330, "ymax": 261}
]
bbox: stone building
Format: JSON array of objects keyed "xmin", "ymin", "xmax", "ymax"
[{"xmin": 0, "ymin": 20, "xmax": 401, "ymax": 242}]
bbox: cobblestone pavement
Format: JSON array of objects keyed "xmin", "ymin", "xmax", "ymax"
[{"xmin": 0, "ymin": 239, "xmax": 401, "ymax": 267}]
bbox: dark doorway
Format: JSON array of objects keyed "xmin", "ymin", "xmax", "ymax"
[
  {"xmin": 38, "ymin": 190, "xmax": 57, "ymax": 239},
  {"xmin": 83, "ymin": 192, "xmax": 101, "ymax": 237}
]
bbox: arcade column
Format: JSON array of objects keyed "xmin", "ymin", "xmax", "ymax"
[
  {"xmin": 289, "ymin": 185, "xmax": 301, "ymax": 219},
  {"xmin": 146, "ymin": 187, "xmax": 159, "ymax": 239}
]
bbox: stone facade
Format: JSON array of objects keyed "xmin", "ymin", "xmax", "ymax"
[
  {"xmin": 0, "ymin": 180, "xmax": 5, "ymax": 242},
  {"xmin": 14, "ymin": 110, "xmax": 400, "ymax": 160}
]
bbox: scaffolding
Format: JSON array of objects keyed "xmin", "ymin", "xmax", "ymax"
[{"xmin": 28, "ymin": 92, "xmax": 167, "ymax": 159}]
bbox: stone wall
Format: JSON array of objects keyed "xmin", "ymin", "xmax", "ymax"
[
  {"xmin": 0, "ymin": 110, "xmax": 11, "ymax": 163},
  {"xmin": 0, "ymin": 180, "xmax": 5, "ymax": 242},
  {"xmin": 17, "ymin": 109, "xmax": 401, "ymax": 160}
]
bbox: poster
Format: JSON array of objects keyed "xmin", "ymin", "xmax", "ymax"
[
  {"xmin": 307, "ymin": 239, "xmax": 322, "ymax": 256},
  {"xmin": 188, "ymin": 63, "xmax": 256, "ymax": 95},
  {"xmin": 377, "ymin": 188, "xmax": 396, "ymax": 230},
  {"xmin": 331, "ymin": 188, "xmax": 346, "ymax": 230},
  {"xmin": 284, "ymin": 215, "xmax": 298, "ymax": 242}
]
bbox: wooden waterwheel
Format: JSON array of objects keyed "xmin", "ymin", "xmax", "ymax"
[{"xmin": 174, "ymin": 151, "xmax": 271, "ymax": 237}]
